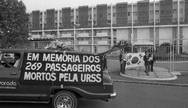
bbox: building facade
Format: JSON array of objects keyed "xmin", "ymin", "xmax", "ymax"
[{"xmin": 29, "ymin": 0, "xmax": 188, "ymax": 54}]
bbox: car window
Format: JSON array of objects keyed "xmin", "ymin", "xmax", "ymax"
[
  {"xmin": 0, "ymin": 52, "xmax": 15, "ymax": 68},
  {"xmin": 0, "ymin": 52, "xmax": 21, "ymax": 78},
  {"xmin": 0, "ymin": 52, "xmax": 21, "ymax": 68}
]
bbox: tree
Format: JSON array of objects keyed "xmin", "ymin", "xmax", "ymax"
[
  {"xmin": 98, "ymin": 40, "xmax": 131, "ymax": 55},
  {"xmin": 0, "ymin": 0, "xmax": 29, "ymax": 48},
  {"xmin": 45, "ymin": 40, "xmax": 74, "ymax": 51},
  {"xmin": 159, "ymin": 42, "xmax": 172, "ymax": 54}
]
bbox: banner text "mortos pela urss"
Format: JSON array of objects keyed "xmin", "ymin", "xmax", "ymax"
[{"xmin": 21, "ymin": 52, "xmax": 104, "ymax": 85}]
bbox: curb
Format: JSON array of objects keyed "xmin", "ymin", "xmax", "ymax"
[
  {"xmin": 120, "ymin": 73, "xmax": 177, "ymax": 81},
  {"xmin": 113, "ymin": 79, "xmax": 188, "ymax": 87},
  {"xmin": 178, "ymin": 71, "xmax": 188, "ymax": 74},
  {"xmin": 156, "ymin": 61, "xmax": 188, "ymax": 63},
  {"xmin": 107, "ymin": 57, "xmax": 188, "ymax": 63},
  {"xmin": 171, "ymin": 71, "xmax": 182, "ymax": 76}
]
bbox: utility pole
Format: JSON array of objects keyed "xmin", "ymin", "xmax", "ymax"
[
  {"xmin": 91, "ymin": 6, "xmax": 94, "ymax": 53},
  {"xmin": 42, "ymin": 11, "xmax": 45, "ymax": 37},
  {"xmin": 73, "ymin": 8, "xmax": 77, "ymax": 51},
  {"xmin": 110, "ymin": 4, "xmax": 114, "ymax": 48},
  {"xmin": 177, "ymin": 0, "xmax": 180, "ymax": 54},
  {"xmin": 153, "ymin": 0, "xmax": 156, "ymax": 51},
  {"xmin": 57, "ymin": 10, "xmax": 60, "ymax": 38},
  {"xmin": 131, "ymin": 0, "xmax": 134, "ymax": 52}
]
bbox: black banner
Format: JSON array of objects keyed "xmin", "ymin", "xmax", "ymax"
[{"xmin": 20, "ymin": 52, "xmax": 103, "ymax": 86}]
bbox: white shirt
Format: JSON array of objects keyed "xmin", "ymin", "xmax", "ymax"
[
  {"xmin": 122, "ymin": 53, "xmax": 128, "ymax": 61},
  {"xmin": 14, "ymin": 59, "xmax": 20, "ymax": 68}
]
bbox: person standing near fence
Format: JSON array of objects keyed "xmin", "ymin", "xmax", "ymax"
[
  {"xmin": 119, "ymin": 50, "xmax": 128, "ymax": 74},
  {"xmin": 119, "ymin": 50, "xmax": 123, "ymax": 74},
  {"xmin": 144, "ymin": 50, "xmax": 150, "ymax": 76},
  {"xmin": 102, "ymin": 55, "xmax": 107, "ymax": 70},
  {"xmin": 148, "ymin": 49, "xmax": 156, "ymax": 72}
]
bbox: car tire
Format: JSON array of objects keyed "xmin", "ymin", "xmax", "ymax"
[{"xmin": 53, "ymin": 91, "xmax": 78, "ymax": 108}]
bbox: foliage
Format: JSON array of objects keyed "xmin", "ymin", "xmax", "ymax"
[
  {"xmin": 158, "ymin": 42, "xmax": 172, "ymax": 54},
  {"xmin": 160, "ymin": 42, "xmax": 171, "ymax": 47},
  {"xmin": 0, "ymin": 0, "xmax": 29, "ymax": 48},
  {"xmin": 45, "ymin": 40, "xmax": 74, "ymax": 51},
  {"xmin": 99, "ymin": 40, "xmax": 131, "ymax": 55},
  {"xmin": 116, "ymin": 40, "xmax": 132, "ymax": 52}
]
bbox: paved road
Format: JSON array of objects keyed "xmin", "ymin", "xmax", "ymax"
[
  {"xmin": 0, "ymin": 82, "xmax": 188, "ymax": 108},
  {"xmin": 79, "ymin": 82, "xmax": 188, "ymax": 108}
]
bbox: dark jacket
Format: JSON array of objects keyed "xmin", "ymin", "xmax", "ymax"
[{"xmin": 149, "ymin": 53, "xmax": 156, "ymax": 63}]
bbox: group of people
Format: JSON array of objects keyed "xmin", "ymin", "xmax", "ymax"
[
  {"xmin": 119, "ymin": 48, "xmax": 156, "ymax": 76},
  {"xmin": 143, "ymin": 49, "xmax": 156, "ymax": 76}
]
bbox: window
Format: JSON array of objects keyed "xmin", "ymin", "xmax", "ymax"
[
  {"xmin": 128, "ymin": 12, "xmax": 131, "ymax": 16},
  {"xmin": 180, "ymin": 18, "xmax": 184, "ymax": 22},
  {"xmin": 113, "ymin": 13, "xmax": 116, "ymax": 17},
  {"xmin": 0, "ymin": 52, "xmax": 21, "ymax": 68},
  {"xmin": 0, "ymin": 52, "xmax": 21, "ymax": 78},
  {"xmin": 107, "ymin": 20, "xmax": 111, "ymax": 24},
  {"xmin": 173, "ymin": 9, "xmax": 177, "ymax": 14},
  {"xmin": 156, "ymin": 19, "xmax": 160, "ymax": 23},
  {"xmin": 155, "ymin": 10, "xmax": 159, "ymax": 13},
  {"xmin": 180, "ymin": 8, "xmax": 184, "ymax": 14},
  {"xmin": 155, "ymin": 10, "xmax": 159, "ymax": 15},
  {"xmin": 161, "ymin": 10, "xmax": 164, "ymax": 14}
]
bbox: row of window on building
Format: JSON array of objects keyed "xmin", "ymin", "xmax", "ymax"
[{"xmin": 29, "ymin": 0, "xmax": 188, "ymax": 30}]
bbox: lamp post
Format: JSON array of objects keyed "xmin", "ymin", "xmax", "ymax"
[
  {"xmin": 57, "ymin": 10, "xmax": 60, "ymax": 38},
  {"xmin": 177, "ymin": 0, "xmax": 180, "ymax": 55},
  {"xmin": 110, "ymin": 4, "xmax": 113, "ymax": 48},
  {"xmin": 91, "ymin": 6, "xmax": 94, "ymax": 53},
  {"xmin": 73, "ymin": 8, "xmax": 80, "ymax": 51},
  {"xmin": 73, "ymin": 23, "xmax": 76, "ymax": 51},
  {"xmin": 42, "ymin": 11, "xmax": 45, "ymax": 37},
  {"xmin": 131, "ymin": 0, "xmax": 134, "ymax": 52},
  {"xmin": 153, "ymin": 0, "xmax": 156, "ymax": 51}
]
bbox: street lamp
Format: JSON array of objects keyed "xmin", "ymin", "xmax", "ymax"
[
  {"xmin": 131, "ymin": 33, "xmax": 134, "ymax": 52},
  {"xmin": 153, "ymin": 0, "xmax": 156, "ymax": 51},
  {"xmin": 131, "ymin": 0, "xmax": 134, "ymax": 52}
]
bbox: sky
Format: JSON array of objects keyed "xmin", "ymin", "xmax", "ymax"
[{"xmin": 20, "ymin": 0, "xmax": 153, "ymax": 12}]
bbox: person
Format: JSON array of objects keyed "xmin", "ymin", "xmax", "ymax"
[
  {"xmin": 13, "ymin": 53, "xmax": 21, "ymax": 68},
  {"xmin": 143, "ymin": 50, "xmax": 150, "ymax": 76},
  {"xmin": 119, "ymin": 50, "xmax": 123, "ymax": 73},
  {"xmin": 119, "ymin": 50, "xmax": 128, "ymax": 74},
  {"xmin": 102, "ymin": 55, "xmax": 107, "ymax": 70},
  {"xmin": 148, "ymin": 50, "xmax": 156, "ymax": 72}
]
